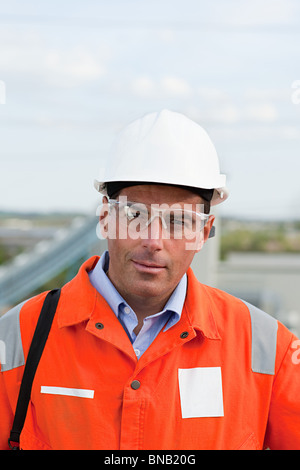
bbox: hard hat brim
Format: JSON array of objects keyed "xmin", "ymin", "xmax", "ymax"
[{"xmin": 94, "ymin": 179, "xmax": 229, "ymax": 207}]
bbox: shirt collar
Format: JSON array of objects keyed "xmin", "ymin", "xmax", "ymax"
[
  {"xmin": 88, "ymin": 250, "xmax": 187, "ymax": 328},
  {"xmin": 89, "ymin": 251, "xmax": 131, "ymax": 317},
  {"xmin": 162, "ymin": 272, "xmax": 186, "ymax": 330}
]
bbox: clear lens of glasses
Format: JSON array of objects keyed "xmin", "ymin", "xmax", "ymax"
[{"xmin": 108, "ymin": 199, "xmax": 208, "ymax": 238}]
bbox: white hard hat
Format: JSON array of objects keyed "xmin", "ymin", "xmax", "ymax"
[{"xmin": 94, "ymin": 109, "xmax": 228, "ymax": 206}]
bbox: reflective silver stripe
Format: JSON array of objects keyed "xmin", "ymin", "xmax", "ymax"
[
  {"xmin": 0, "ymin": 301, "xmax": 26, "ymax": 372},
  {"xmin": 243, "ymin": 301, "xmax": 278, "ymax": 375}
]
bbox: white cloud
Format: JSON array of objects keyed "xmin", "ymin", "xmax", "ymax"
[
  {"xmin": 244, "ymin": 103, "xmax": 278, "ymax": 122},
  {"xmin": 130, "ymin": 75, "xmax": 192, "ymax": 98},
  {"xmin": 196, "ymin": 87, "xmax": 230, "ymax": 102},
  {"xmin": 244, "ymin": 87, "xmax": 291, "ymax": 103},
  {"xmin": 281, "ymin": 126, "xmax": 300, "ymax": 140},
  {"xmin": 0, "ymin": 29, "xmax": 109, "ymax": 88},
  {"xmin": 218, "ymin": 0, "xmax": 298, "ymax": 25},
  {"xmin": 181, "ymin": 103, "xmax": 240, "ymax": 125},
  {"xmin": 130, "ymin": 76, "xmax": 156, "ymax": 97},
  {"xmin": 44, "ymin": 46, "xmax": 107, "ymax": 87},
  {"xmin": 161, "ymin": 76, "xmax": 191, "ymax": 96},
  {"xmin": 215, "ymin": 105, "xmax": 240, "ymax": 124},
  {"xmin": 129, "ymin": 77, "xmax": 280, "ymax": 126},
  {"xmin": 184, "ymin": 100, "xmax": 280, "ymax": 126}
]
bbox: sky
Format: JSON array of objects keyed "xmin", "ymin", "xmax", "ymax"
[{"xmin": 0, "ymin": 0, "xmax": 300, "ymax": 220}]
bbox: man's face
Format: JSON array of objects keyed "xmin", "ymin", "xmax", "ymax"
[{"xmin": 101, "ymin": 184, "xmax": 214, "ymax": 309}]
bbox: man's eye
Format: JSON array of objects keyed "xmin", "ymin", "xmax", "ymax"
[
  {"xmin": 124, "ymin": 206, "xmax": 141, "ymax": 220},
  {"xmin": 169, "ymin": 212, "xmax": 185, "ymax": 226},
  {"xmin": 171, "ymin": 216, "xmax": 184, "ymax": 226}
]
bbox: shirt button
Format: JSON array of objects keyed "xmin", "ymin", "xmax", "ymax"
[
  {"xmin": 124, "ymin": 306, "xmax": 131, "ymax": 314},
  {"xmin": 131, "ymin": 380, "xmax": 141, "ymax": 390},
  {"xmin": 134, "ymin": 348, "xmax": 141, "ymax": 357}
]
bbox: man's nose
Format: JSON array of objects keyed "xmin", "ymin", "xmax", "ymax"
[{"xmin": 142, "ymin": 215, "xmax": 165, "ymax": 250}]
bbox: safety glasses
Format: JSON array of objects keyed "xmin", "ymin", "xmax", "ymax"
[{"xmin": 107, "ymin": 198, "xmax": 209, "ymax": 239}]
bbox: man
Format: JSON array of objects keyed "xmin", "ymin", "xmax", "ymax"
[{"xmin": 0, "ymin": 109, "xmax": 300, "ymax": 450}]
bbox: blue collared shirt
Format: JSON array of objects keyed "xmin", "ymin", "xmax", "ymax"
[{"xmin": 88, "ymin": 251, "xmax": 187, "ymax": 358}]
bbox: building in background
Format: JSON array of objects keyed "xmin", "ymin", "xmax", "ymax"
[{"xmin": 193, "ymin": 216, "xmax": 300, "ymax": 337}]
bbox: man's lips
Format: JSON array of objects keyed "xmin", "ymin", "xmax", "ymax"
[{"xmin": 131, "ymin": 259, "xmax": 166, "ymax": 272}]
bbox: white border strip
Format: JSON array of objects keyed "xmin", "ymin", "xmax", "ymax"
[
  {"xmin": 242, "ymin": 300, "xmax": 278, "ymax": 375},
  {"xmin": 41, "ymin": 386, "xmax": 94, "ymax": 399}
]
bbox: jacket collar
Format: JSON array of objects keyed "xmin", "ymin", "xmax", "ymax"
[
  {"xmin": 57, "ymin": 256, "xmax": 101, "ymax": 328},
  {"xmin": 57, "ymin": 256, "xmax": 221, "ymax": 341},
  {"xmin": 183, "ymin": 268, "xmax": 221, "ymax": 340}
]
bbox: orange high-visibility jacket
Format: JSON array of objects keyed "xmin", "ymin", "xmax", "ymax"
[{"xmin": 1, "ymin": 256, "xmax": 300, "ymax": 450}]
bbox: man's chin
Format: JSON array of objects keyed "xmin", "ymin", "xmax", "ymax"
[{"xmin": 130, "ymin": 278, "xmax": 168, "ymax": 299}]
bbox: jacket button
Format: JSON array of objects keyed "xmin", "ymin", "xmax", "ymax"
[
  {"xmin": 131, "ymin": 380, "xmax": 141, "ymax": 390},
  {"xmin": 180, "ymin": 331, "xmax": 189, "ymax": 339},
  {"xmin": 95, "ymin": 322, "xmax": 104, "ymax": 329}
]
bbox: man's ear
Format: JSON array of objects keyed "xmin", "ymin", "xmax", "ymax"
[
  {"xmin": 203, "ymin": 215, "xmax": 215, "ymax": 243},
  {"xmin": 99, "ymin": 196, "xmax": 109, "ymax": 239},
  {"xmin": 185, "ymin": 215, "xmax": 215, "ymax": 253}
]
